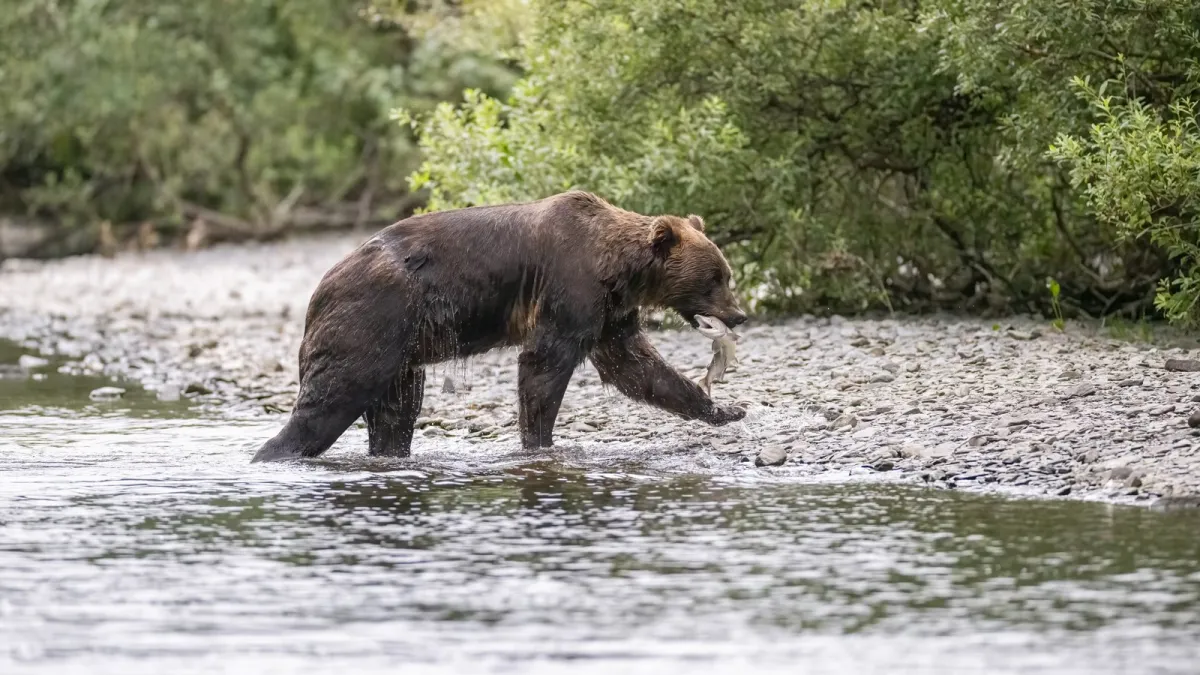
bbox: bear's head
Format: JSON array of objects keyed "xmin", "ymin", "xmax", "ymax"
[{"xmin": 649, "ymin": 214, "xmax": 747, "ymax": 329}]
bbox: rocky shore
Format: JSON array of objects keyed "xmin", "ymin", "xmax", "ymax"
[{"xmin": 3, "ymin": 233, "xmax": 1200, "ymax": 509}]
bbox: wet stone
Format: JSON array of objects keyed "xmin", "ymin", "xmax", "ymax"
[
  {"xmin": 868, "ymin": 457, "xmax": 894, "ymax": 472},
  {"xmin": 755, "ymin": 445, "xmax": 788, "ymax": 467},
  {"xmin": 17, "ymin": 354, "xmax": 48, "ymax": 369},
  {"xmin": 185, "ymin": 382, "xmax": 212, "ymax": 396},
  {"xmin": 89, "ymin": 386, "xmax": 126, "ymax": 401}
]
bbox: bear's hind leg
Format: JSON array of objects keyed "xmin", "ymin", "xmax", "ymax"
[
  {"xmin": 252, "ymin": 359, "xmax": 400, "ymax": 463},
  {"xmin": 364, "ymin": 365, "xmax": 426, "ymax": 458},
  {"xmin": 251, "ymin": 395, "xmax": 365, "ymax": 463}
]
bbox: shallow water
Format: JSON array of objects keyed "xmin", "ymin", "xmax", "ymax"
[{"xmin": 2, "ymin": 345, "xmax": 1200, "ymax": 674}]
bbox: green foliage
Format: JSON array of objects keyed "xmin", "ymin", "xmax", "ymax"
[
  {"xmin": 405, "ymin": 0, "xmax": 1200, "ymax": 323},
  {"xmin": 0, "ymin": 0, "xmax": 518, "ymax": 241},
  {"xmin": 1050, "ymin": 83, "xmax": 1200, "ymax": 327},
  {"xmin": 1046, "ymin": 277, "xmax": 1064, "ymax": 331}
]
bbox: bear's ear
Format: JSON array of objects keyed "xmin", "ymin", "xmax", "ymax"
[
  {"xmin": 650, "ymin": 217, "xmax": 679, "ymax": 258},
  {"xmin": 687, "ymin": 214, "xmax": 705, "ymax": 232}
]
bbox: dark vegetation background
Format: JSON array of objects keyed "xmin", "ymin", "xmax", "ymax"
[{"xmin": 4, "ymin": 0, "xmax": 1200, "ymax": 327}]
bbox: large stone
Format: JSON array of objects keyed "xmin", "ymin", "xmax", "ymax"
[
  {"xmin": 754, "ymin": 445, "xmax": 788, "ymax": 467},
  {"xmin": 1165, "ymin": 359, "xmax": 1200, "ymax": 372}
]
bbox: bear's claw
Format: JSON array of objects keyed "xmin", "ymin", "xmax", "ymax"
[{"xmin": 707, "ymin": 403, "xmax": 747, "ymax": 426}]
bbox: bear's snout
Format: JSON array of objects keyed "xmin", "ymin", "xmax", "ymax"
[{"xmin": 724, "ymin": 311, "xmax": 748, "ymax": 328}]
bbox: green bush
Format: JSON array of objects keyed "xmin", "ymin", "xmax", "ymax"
[
  {"xmin": 0, "ymin": 0, "xmax": 518, "ymax": 246},
  {"xmin": 405, "ymin": 0, "xmax": 1200, "ymax": 323},
  {"xmin": 1051, "ymin": 86, "xmax": 1200, "ymax": 327}
]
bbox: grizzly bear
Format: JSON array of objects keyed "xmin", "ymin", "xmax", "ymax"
[{"xmin": 251, "ymin": 191, "xmax": 747, "ymax": 463}]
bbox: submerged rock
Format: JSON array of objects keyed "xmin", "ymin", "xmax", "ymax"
[
  {"xmin": 18, "ymin": 354, "xmax": 49, "ymax": 369},
  {"xmin": 0, "ymin": 364, "xmax": 29, "ymax": 380},
  {"xmin": 89, "ymin": 386, "xmax": 126, "ymax": 401},
  {"xmin": 184, "ymin": 382, "xmax": 213, "ymax": 396}
]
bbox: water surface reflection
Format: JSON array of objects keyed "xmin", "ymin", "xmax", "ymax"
[{"xmin": 1, "ymin": 350, "xmax": 1199, "ymax": 674}]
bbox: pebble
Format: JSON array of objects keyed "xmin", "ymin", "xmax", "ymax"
[
  {"xmin": 185, "ymin": 382, "xmax": 213, "ymax": 396},
  {"xmin": 17, "ymin": 354, "xmax": 49, "ymax": 369},
  {"xmin": 1189, "ymin": 410, "xmax": 1200, "ymax": 429},
  {"xmin": 1064, "ymin": 383, "xmax": 1098, "ymax": 399},
  {"xmin": 868, "ymin": 458, "xmax": 895, "ymax": 471},
  {"xmin": 755, "ymin": 445, "xmax": 788, "ymax": 467},
  {"xmin": 831, "ymin": 413, "xmax": 858, "ymax": 430},
  {"xmin": 968, "ymin": 435, "xmax": 990, "ymax": 448},
  {"xmin": 88, "ymin": 386, "xmax": 126, "ymax": 401}
]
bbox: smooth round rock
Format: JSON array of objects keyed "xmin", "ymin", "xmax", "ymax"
[{"xmin": 755, "ymin": 445, "xmax": 788, "ymax": 467}]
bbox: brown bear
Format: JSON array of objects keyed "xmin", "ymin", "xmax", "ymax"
[{"xmin": 251, "ymin": 191, "xmax": 747, "ymax": 463}]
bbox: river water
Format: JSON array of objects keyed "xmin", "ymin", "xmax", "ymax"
[{"xmin": 2, "ymin": 343, "xmax": 1200, "ymax": 674}]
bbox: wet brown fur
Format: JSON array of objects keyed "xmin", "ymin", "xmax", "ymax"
[{"xmin": 252, "ymin": 191, "xmax": 747, "ymax": 462}]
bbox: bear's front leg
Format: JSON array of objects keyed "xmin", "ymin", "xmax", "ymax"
[
  {"xmin": 517, "ymin": 343, "xmax": 583, "ymax": 449},
  {"xmin": 590, "ymin": 315, "xmax": 745, "ymax": 426},
  {"xmin": 364, "ymin": 366, "xmax": 426, "ymax": 458}
]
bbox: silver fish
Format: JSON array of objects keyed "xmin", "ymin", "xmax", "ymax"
[{"xmin": 694, "ymin": 314, "xmax": 740, "ymax": 394}]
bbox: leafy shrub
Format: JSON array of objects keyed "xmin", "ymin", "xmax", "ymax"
[
  {"xmin": 0, "ymin": 0, "xmax": 519, "ymax": 247},
  {"xmin": 405, "ymin": 0, "xmax": 1200, "ymax": 322}
]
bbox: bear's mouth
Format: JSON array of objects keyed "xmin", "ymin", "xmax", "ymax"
[{"xmin": 679, "ymin": 312, "xmax": 700, "ymax": 329}]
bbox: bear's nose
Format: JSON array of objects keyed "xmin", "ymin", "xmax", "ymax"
[{"xmin": 726, "ymin": 311, "xmax": 747, "ymax": 327}]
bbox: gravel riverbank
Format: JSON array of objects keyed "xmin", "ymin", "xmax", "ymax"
[{"xmin": 3, "ymin": 233, "xmax": 1200, "ymax": 509}]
